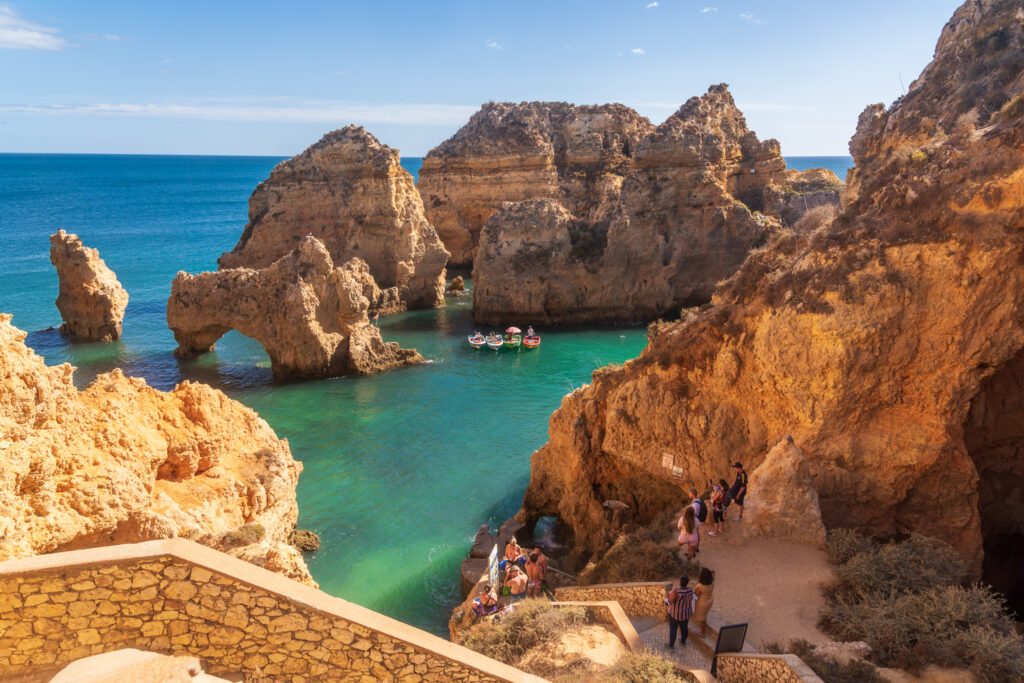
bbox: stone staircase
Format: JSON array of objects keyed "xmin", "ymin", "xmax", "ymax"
[{"xmin": 628, "ymin": 610, "xmax": 758, "ymax": 674}]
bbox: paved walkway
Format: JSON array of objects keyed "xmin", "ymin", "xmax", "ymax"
[{"xmin": 630, "ymin": 617, "xmax": 712, "ymax": 671}]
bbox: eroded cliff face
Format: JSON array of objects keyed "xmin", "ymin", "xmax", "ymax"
[
  {"xmin": 49, "ymin": 230, "xmax": 129, "ymax": 342},
  {"xmin": 417, "ymin": 102, "xmax": 655, "ymax": 267},
  {"xmin": 472, "ymin": 86, "xmax": 788, "ymax": 325},
  {"xmin": 0, "ymin": 314, "xmax": 312, "ymax": 585},
  {"xmin": 169, "ymin": 237, "xmax": 423, "ymax": 379},
  {"xmin": 520, "ymin": 0, "xmax": 1024, "ymax": 583},
  {"xmin": 218, "ymin": 126, "xmax": 449, "ymax": 310}
]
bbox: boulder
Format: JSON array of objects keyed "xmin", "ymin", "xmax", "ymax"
[
  {"xmin": 167, "ymin": 237, "xmax": 423, "ymax": 379},
  {"xmin": 448, "ymin": 275, "xmax": 466, "ymax": 293},
  {"xmin": 0, "ymin": 314, "xmax": 313, "ymax": 585},
  {"xmin": 48, "ymin": 229, "xmax": 129, "ymax": 341},
  {"xmin": 745, "ymin": 437, "xmax": 827, "ymax": 547},
  {"xmin": 288, "ymin": 528, "xmax": 322, "ymax": 552},
  {"xmin": 219, "ymin": 126, "xmax": 449, "ymax": 310}
]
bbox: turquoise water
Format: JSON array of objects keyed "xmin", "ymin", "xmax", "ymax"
[{"xmin": 0, "ymin": 153, "xmax": 851, "ymax": 635}]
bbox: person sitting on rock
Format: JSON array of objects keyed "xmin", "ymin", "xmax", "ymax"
[
  {"xmin": 677, "ymin": 507, "xmax": 700, "ymax": 560},
  {"xmin": 473, "ymin": 583, "xmax": 499, "ymax": 617},
  {"xmin": 729, "ymin": 462, "xmax": 748, "ymax": 521},
  {"xmin": 525, "ymin": 551, "xmax": 545, "ymax": 598},
  {"xmin": 505, "ymin": 564, "xmax": 528, "ymax": 602}
]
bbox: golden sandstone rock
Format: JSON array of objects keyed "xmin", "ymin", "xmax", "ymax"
[
  {"xmin": 168, "ymin": 237, "xmax": 423, "ymax": 379},
  {"xmin": 0, "ymin": 313, "xmax": 312, "ymax": 585},
  {"xmin": 467, "ymin": 86, "xmax": 796, "ymax": 325},
  {"xmin": 219, "ymin": 126, "xmax": 449, "ymax": 311},
  {"xmin": 48, "ymin": 230, "xmax": 129, "ymax": 342},
  {"xmin": 520, "ymin": 0, "xmax": 1024, "ymax": 596}
]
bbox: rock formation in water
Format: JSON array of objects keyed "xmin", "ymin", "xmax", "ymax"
[
  {"xmin": 472, "ymin": 85, "xmax": 789, "ymax": 325},
  {"xmin": 0, "ymin": 313, "xmax": 312, "ymax": 585},
  {"xmin": 218, "ymin": 126, "xmax": 449, "ymax": 310},
  {"xmin": 48, "ymin": 230, "xmax": 129, "ymax": 342},
  {"xmin": 169, "ymin": 237, "xmax": 423, "ymax": 379},
  {"xmin": 417, "ymin": 102, "xmax": 655, "ymax": 267},
  {"xmin": 519, "ymin": 0, "xmax": 1024, "ymax": 590},
  {"xmin": 769, "ymin": 168, "xmax": 846, "ymax": 227}
]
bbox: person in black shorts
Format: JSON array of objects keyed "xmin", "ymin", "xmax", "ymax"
[{"xmin": 729, "ymin": 461, "xmax": 748, "ymax": 521}]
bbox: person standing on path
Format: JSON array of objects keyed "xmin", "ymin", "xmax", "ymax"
[
  {"xmin": 665, "ymin": 575, "xmax": 695, "ymax": 649},
  {"xmin": 693, "ymin": 567, "xmax": 715, "ymax": 637},
  {"xmin": 689, "ymin": 487, "xmax": 707, "ymax": 528},
  {"xmin": 676, "ymin": 507, "xmax": 700, "ymax": 560},
  {"xmin": 729, "ymin": 462, "xmax": 748, "ymax": 521},
  {"xmin": 525, "ymin": 551, "xmax": 545, "ymax": 598},
  {"xmin": 709, "ymin": 483, "xmax": 726, "ymax": 536}
]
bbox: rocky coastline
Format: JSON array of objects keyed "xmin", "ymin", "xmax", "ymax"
[{"xmin": 48, "ymin": 230, "xmax": 129, "ymax": 342}]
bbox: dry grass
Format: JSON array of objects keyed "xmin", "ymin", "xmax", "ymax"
[
  {"xmin": 577, "ymin": 517, "xmax": 695, "ymax": 586},
  {"xmin": 761, "ymin": 639, "xmax": 882, "ymax": 683}
]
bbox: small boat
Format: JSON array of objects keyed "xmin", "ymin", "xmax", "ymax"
[
  {"xmin": 486, "ymin": 334, "xmax": 504, "ymax": 350},
  {"xmin": 504, "ymin": 334, "xmax": 522, "ymax": 349},
  {"xmin": 523, "ymin": 335, "xmax": 541, "ymax": 349},
  {"xmin": 468, "ymin": 333, "xmax": 486, "ymax": 349}
]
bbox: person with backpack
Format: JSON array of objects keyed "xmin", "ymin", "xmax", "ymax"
[
  {"xmin": 689, "ymin": 487, "xmax": 708, "ymax": 527},
  {"xmin": 665, "ymin": 574, "xmax": 696, "ymax": 648},
  {"xmin": 709, "ymin": 483, "xmax": 726, "ymax": 536}
]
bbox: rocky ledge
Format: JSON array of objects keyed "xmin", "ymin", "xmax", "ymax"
[
  {"xmin": 48, "ymin": 230, "xmax": 129, "ymax": 342},
  {"xmin": 168, "ymin": 237, "xmax": 423, "ymax": 379},
  {"xmin": 519, "ymin": 0, "xmax": 1024, "ymax": 600},
  {"xmin": 219, "ymin": 125, "xmax": 449, "ymax": 311},
  {"xmin": 471, "ymin": 85, "xmax": 791, "ymax": 325},
  {"xmin": 0, "ymin": 313, "xmax": 312, "ymax": 584}
]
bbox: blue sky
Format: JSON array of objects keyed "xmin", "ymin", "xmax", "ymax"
[{"xmin": 1, "ymin": 0, "xmax": 963, "ymax": 156}]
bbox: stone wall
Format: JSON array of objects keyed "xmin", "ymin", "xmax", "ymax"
[
  {"xmin": 553, "ymin": 582, "xmax": 671, "ymax": 619},
  {"xmin": 716, "ymin": 653, "xmax": 824, "ymax": 683},
  {"xmin": 0, "ymin": 539, "xmax": 536, "ymax": 682}
]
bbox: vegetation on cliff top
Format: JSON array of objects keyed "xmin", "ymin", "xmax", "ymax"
[{"xmin": 818, "ymin": 530, "xmax": 1024, "ymax": 682}]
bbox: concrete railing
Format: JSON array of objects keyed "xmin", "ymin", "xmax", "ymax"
[
  {"xmin": 553, "ymin": 581, "xmax": 672, "ymax": 619},
  {"xmin": 0, "ymin": 539, "xmax": 542, "ymax": 682},
  {"xmin": 715, "ymin": 653, "xmax": 825, "ymax": 683}
]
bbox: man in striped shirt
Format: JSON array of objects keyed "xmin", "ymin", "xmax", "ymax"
[{"xmin": 665, "ymin": 574, "xmax": 695, "ymax": 648}]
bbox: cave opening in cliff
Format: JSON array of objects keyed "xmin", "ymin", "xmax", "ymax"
[{"xmin": 963, "ymin": 346, "xmax": 1024, "ymax": 620}]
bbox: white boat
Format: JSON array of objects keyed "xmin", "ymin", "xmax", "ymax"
[
  {"xmin": 468, "ymin": 334, "xmax": 486, "ymax": 349},
  {"xmin": 485, "ymin": 334, "xmax": 504, "ymax": 350}
]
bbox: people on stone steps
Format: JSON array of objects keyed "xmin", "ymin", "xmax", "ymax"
[
  {"xmin": 729, "ymin": 461, "xmax": 748, "ymax": 521},
  {"xmin": 693, "ymin": 567, "xmax": 715, "ymax": 637},
  {"xmin": 665, "ymin": 574, "xmax": 695, "ymax": 649},
  {"xmin": 677, "ymin": 507, "xmax": 700, "ymax": 560}
]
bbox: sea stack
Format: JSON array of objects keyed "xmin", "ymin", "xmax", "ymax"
[
  {"xmin": 49, "ymin": 229, "xmax": 129, "ymax": 341},
  {"xmin": 0, "ymin": 313, "xmax": 312, "ymax": 585},
  {"xmin": 417, "ymin": 102, "xmax": 655, "ymax": 267},
  {"xmin": 519, "ymin": 0, "xmax": 1024, "ymax": 602},
  {"xmin": 169, "ymin": 237, "xmax": 423, "ymax": 379},
  {"xmin": 471, "ymin": 85, "xmax": 790, "ymax": 325},
  {"xmin": 218, "ymin": 126, "xmax": 449, "ymax": 311}
]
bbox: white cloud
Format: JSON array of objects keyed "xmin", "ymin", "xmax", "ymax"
[
  {"xmin": 0, "ymin": 4, "xmax": 68, "ymax": 50},
  {"xmin": 0, "ymin": 101, "xmax": 481, "ymax": 126},
  {"xmin": 631, "ymin": 48, "xmax": 645, "ymax": 55},
  {"xmin": 700, "ymin": 6, "xmax": 718, "ymax": 13},
  {"xmin": 485, "ymin": 38, "xmax": 503, "ymax": 51},
  {"xmin": 740, "ymin": 12, "xmax": 764, "ymax": 24},
  {"xmin": 646, "ymin": 2, "xmax": 658, "ymax": 8}
]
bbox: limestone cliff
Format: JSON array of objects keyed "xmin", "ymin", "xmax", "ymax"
[
  {"xmin": 49, "ymin": 230, "xmax": 129, "ymax": 342},
  {"xmin": 769, "ymin": 168, "xmax": 845, "ymax": 227},
  {"xmin": 169, "ymin": 237, "xmax": 423, "ymax": 379},
  {"xmin": 218, "ymin": 126, "xmax": 449, "ymax": 310},
  {"xmin": 520, "ymin": 0, "xmax": 1024, "ymax": 596},
  {"xmin": 0, "ymin": 314, "xmax": 312, "ymax": 585},
  {"xmin": 472, "ymin": 85, "xmax": 787, "ymax": 325},
  {"xmin": 417, "ymin": 102, "xmax": 655, "ymax": 267}
]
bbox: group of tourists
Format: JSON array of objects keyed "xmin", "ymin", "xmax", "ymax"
[
  {"xmin": 676, "ymin": 461, "xmax": 748, "ymax": 558},
  {"xmin": 665, "ymin": 567, "xmax": 715, "ymax": 648},
  {"xmin": 472, "ymin": 537, "xmax": 548, "ymax": 618}
]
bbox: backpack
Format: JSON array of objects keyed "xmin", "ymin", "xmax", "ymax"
[{"xmin": 694, "ymin": 498, "xmax": 708, "ymax": 524}]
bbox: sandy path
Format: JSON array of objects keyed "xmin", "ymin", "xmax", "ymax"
[{"xmin": 666, "ymin": 512, "xmax": 834, "ymax": 650}]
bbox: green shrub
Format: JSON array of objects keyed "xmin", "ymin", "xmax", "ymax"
[
  {"xmin": 832, "ymin": 534, "xmax": 964, "ymax": 600},
  {"xmin": 577, "ymin": 529, "xmax": 690, "ymax": 586},
  {"xmin": 820, "ymin": 585, "xmax": 1023, "ymax": 682},
  {"xmin": 909, "ymin": 150, "xmax": 928, "ymax": 164},
  {"xmin": 462, "ymin": 600, "xmax": 587, "ymax": 665},
  {"xmin": 606, "ymin": 650, "xmax": 689, "ymax": 682},
  {"xmin": 220, "ymin": 522, "xmax": 265, "ymax": 548},
  {"xmin": 824, "ymin": 528, "xmax": 873, "ymax": 567}
]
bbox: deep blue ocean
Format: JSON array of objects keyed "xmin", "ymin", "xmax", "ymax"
[{"xmin": 0, "ymin": 153, "xmax": 853, "ymax": 635}]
